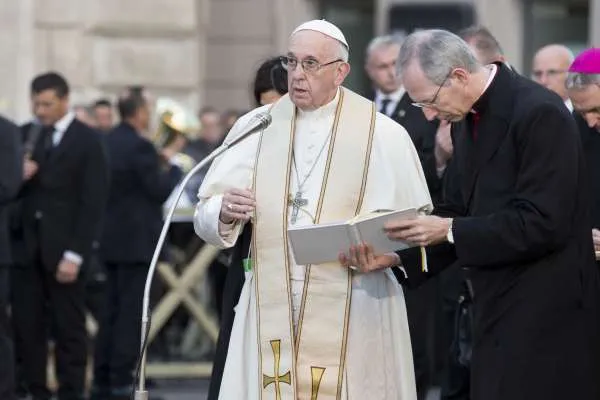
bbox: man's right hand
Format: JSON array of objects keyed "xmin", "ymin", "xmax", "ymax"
[
  {"xmin": 592, "ymin": 229, "xmax": 600, "ymax": 252},
  {"xmin": 220, "ymin": 188, "xmax": 256, "ymax": 224},
  {"xmin": 23, "ymin": 159, "xmax": 38, "ymax": 181}
]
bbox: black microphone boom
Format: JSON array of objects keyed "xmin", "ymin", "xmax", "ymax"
[{"xmin": 132, "ymin": 110, "xmax": 272, "ymax": 400}]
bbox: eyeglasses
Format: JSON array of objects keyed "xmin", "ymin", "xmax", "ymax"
[
  {"xmin": 280, "ymin": 56, "xmax": 343, "ymax": 73},
  {"xmin": 531, "ymin": 69, "xmax": 567, "ymax": 79},
  {"xmin": 412, "ymin": 69, "xmax": 453, "ymax": 109}
]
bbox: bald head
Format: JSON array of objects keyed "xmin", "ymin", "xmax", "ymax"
[{"xmin": 532, "ymin": 44, "xmax": 574, "ymax": 100}]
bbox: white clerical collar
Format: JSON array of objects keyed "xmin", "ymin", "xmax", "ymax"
[
  {"xmin": 482, "ymin": 64, "xmax": 497, "ymax": 93},
  {"xmin": 470, "ymin": 64, "xmax": 497, "ymax": 113},
  {"xmin": 564, "ymin": 98, "xmax": 573, "ymax": 112},
  {"xmin": 297, "ymin": 88, "xmax": 340, "ymax": 120},
  {"xmin": 375, "ymin": 86, "xmax": 405, "ymax": 104}
]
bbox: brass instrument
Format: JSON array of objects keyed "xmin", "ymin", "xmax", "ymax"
[{"xmin": 152, "ymin": 97, "xmax": 201, "ymax": 173}]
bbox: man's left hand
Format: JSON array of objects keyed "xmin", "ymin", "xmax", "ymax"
[
  {"xmin": 384, "ymin": 215, "xmax": 452, "ymax": 246},
  {"xmin": 56, "ymin": 258, "xmax": 80, "ymax": 284},
  {"xmin": 338, "ymin": 243, "xmax": 398, "ymax": 273}
]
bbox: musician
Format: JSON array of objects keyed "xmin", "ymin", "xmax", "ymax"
[{"xmin": 92, "ymin": 89, "xmax": 183, "ymax": 400}]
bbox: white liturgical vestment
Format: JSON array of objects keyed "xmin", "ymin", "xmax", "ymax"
[{"xmin": 194, "ymin": 88, "xmax": 432, "ymax": 400}]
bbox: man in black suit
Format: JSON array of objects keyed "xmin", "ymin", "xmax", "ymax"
[
  {"xmin": 92, "ymin": 90, "xmax": 183, "ymax": 400},
  {"xmin": 365, "ymin": 34, "xmax": 448, "ymax": 399},
  {"xmin": 0, "ymin": 115, "xmax": 23, "ymax": 400},
  {"xmin": 11, "ymin": 72, "xmax": 110, "ymax": 400},
  {"xmin": 459, "ymin": 26, "xmax": 507, "ymax": 66},
  {"xmin": 374, "ymin": 29, "xmax": 600, "ymax": 400}
]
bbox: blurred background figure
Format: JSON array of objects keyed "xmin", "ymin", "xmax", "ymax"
[
  {"xmin": 12, "ymin": 71, "xmax": 109, "ymax": 400},
  {"xmin": 92, "ymin": 99, "xmax": 115, "ymax": 133},
  {"xmin": 532, "ymin": 44, "xmax": 575, "ymax": 111},
  {"xmin": 220, "ymin": 109, "xmax": 244, "ymax": 134},
  {"xmin": 73, "ymin": 103, "xmax": 97, "ymax": 128},
  {"xmin": 459, "ymin": 25, "xmax": 506, "ymax": 65},
  {"xmin": 0, "ymin": 114, "xmax": 22, "ymax": 400},
  {"xmin": 93, "ymin": 89, "xmax": 183, "ymax": 400},
  {"xmin": 252, "ymin": 56, "xmax": 288, "ymax": 106}
]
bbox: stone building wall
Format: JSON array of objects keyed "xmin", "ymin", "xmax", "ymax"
[
  {"xmin": 2, "ymin": 0, "xmax": 597, "ymax": 123},
  {"xmin": 2, "ymin": 0, "xmax": 207, "ymax": 123}
]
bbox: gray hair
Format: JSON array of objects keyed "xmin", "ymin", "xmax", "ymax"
[
  {"xmin": 336, "ymin": 42, "xmax": 350, "ymax": 62},
  {"xmin": 397, "ymin": 29, "xmax": 480, "ymax": 85},
  {"xmin": 566, "ymin": 72, "xmax": 600, "ymax": 90},
  {"xmin": 366, "ymin": 34, "xmax": 405, "ymax": 57}
]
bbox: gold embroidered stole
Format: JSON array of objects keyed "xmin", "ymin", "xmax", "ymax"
[{"xmin": 252, "ymin": 88, "xmax": 376, "ymax": 400}]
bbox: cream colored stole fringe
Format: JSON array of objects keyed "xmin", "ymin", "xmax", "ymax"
[{"xmin": 252, "ymin": 88, "xmax": 376, "ymax": 400}]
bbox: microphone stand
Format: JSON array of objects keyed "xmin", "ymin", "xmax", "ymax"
[{"xmin": 134, "ymin": 116, "xmax": 269, "ymax": 400}]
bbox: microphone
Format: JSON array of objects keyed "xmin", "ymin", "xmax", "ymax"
[
  {"xmin": 132, "ymin": 110, "xmax": 272, "ymax": 400},
  {"xmin": 223, "ymin": 112, "xmax": 272, "ymax": 147}
]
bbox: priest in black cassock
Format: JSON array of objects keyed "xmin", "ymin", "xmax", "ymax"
[
  {"xmin": 344, "ymin": 29, "xmax": 600, "ymax": 400},
  {"xmin": 365, "ymin": 34, "xmax": 448, "ymax": 399},
  {"xmin": 566, "ymin": 48, "xmax": 600, "ymax": 262}
]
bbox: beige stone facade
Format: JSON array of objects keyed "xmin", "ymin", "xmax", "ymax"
[{"xmin": 1, "ymin": 0, "xmax": 597, "ymax": 123}]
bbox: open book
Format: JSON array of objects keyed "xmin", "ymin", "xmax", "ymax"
[{"xmin": 287, "ymin": 208, "xmax": 418, "ymax": 266}]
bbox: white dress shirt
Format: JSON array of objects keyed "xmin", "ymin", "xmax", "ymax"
[{"xmin": 374, "ymin": 86, "xmax": 406, "ymax": 117}]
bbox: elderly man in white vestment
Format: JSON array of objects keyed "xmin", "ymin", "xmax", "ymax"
[{"xmin": 194, "ymin": 19, "xmax": 432, "ymax": 400}]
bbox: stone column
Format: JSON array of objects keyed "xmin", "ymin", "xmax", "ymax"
[
  {"xmin": 0, "ymin": 0, "xmax": 36, "ymax": 122},
  {"xmin": 476, "ymin": 0, "xmax": 524, "ymax": 72}
]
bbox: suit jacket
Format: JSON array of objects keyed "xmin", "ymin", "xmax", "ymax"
[
  {"xmin": 17, "ymin": 117, "xmax": 109, "ymax": 272},
  {"xmin": 371, "ymin": 91, "xmax": 443, "ymax": 204},
  {"xmin": 100, "ymin": 122, "xmax": 183, "ymax": 264},
  {"xmin": 0, "ymin": 116, "xmax": 23, "ymax": 266},
  {"xmin": 400, "ymin": 63, "xmax": 600, "ymax": 400}
]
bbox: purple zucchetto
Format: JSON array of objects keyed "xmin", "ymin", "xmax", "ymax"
[{"xmin": 568, "ymin": 48, "xmax": 600, "ymax": 74}]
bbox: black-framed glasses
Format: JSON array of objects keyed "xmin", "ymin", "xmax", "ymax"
[
  {"xmin": 412, "ymin": 69, "xmax": 453, "ymax": 109},
  {"xmin": 280, "ymin": 56, "xmax": 343, "ymax": 73}
]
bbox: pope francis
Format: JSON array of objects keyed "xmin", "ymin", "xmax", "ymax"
[{"xmin": 194, "ymin": 20, "xmax": 432, "ymax": 400}]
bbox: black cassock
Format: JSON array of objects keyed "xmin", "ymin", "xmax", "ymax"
[
  {"xmin": 207, "ymin": 224, "xmax": 251, "ymax": 400},
  {"xmin": 400, "ymin": 63, "xmax": 600, "ymax": 400},
  {"xmin": 577, "ymin": 114, "xmax": 600, "ymax": 231}
]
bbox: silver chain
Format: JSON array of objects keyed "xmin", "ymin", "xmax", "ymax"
[{"xmin": 291, "ymin": 131, "xmax": 332, "ymax": 193}]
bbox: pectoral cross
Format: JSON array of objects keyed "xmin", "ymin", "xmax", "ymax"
[
  {"xmin": 289, "ymin": 191, "xmax": 308, "ymax": 224},
  {"xmin": 263, "ymin": 339, "xmax": 292, "ymax": 400}
]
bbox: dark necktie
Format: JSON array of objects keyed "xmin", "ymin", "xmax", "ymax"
[
  {"xmin": 42, "ymin": 125, "xmax": 55, "ymax": 159},
  {"xmin": 380, "ymin": 98, "xmax": 391, "ymax": 116}
]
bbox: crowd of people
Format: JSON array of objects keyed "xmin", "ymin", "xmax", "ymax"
[{"xmin": 0, "ymin": 17, "xmax": 598, "ymax": 400}]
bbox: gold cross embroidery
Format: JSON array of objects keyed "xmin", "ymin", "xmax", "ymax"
[
  {"xmin": 310, "ymin": 367, "xmax": 326, "ymax": 400},
  {"xmin": 263, "ymin": 339, "xmax": 292, "ymax": 400}
]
